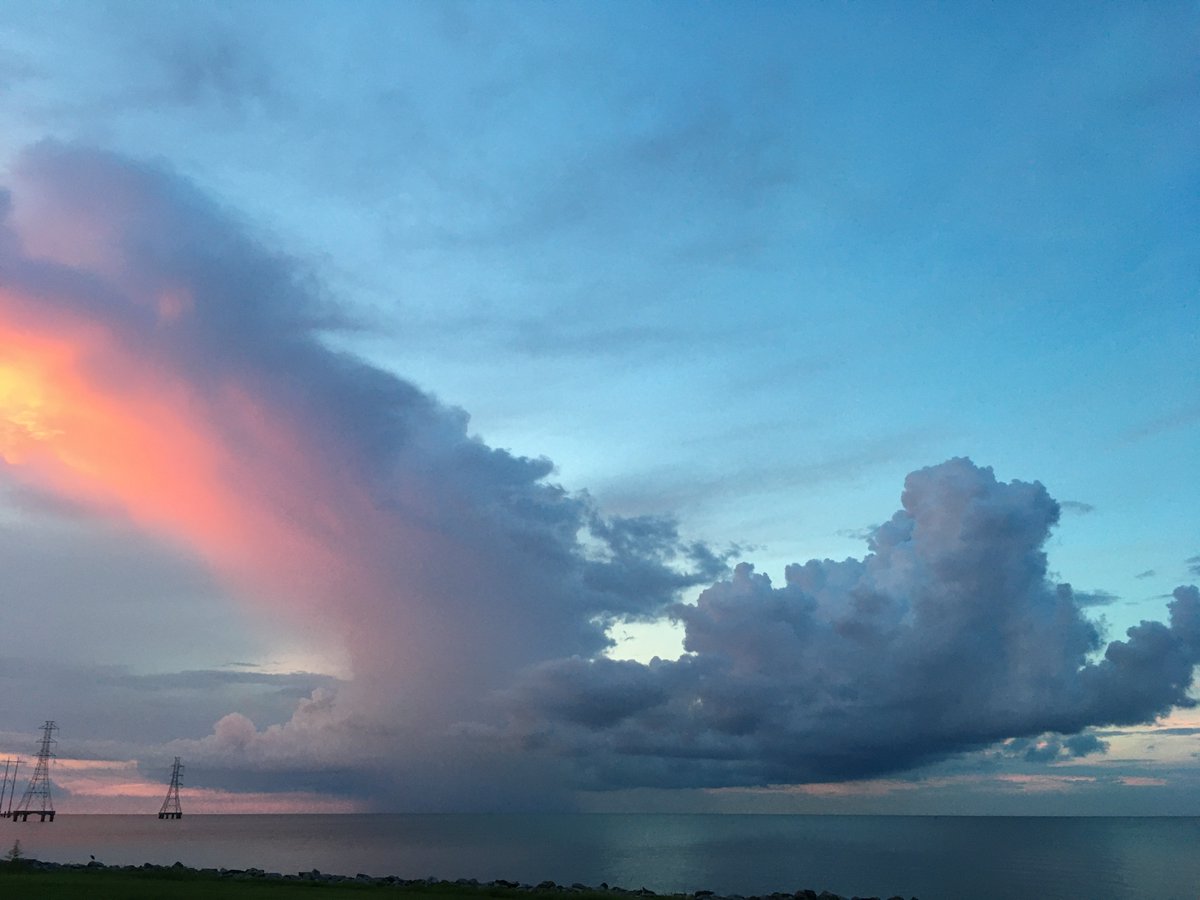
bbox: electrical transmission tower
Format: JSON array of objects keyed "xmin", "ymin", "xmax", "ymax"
[
  {"xmin": 158, "ymin": 757, "xmax": 183, "ymax": 819},
  {"xmin": 1, "ymin": 758, "xmax": 19, "ymax": 818},
  {"xmin": 14, "ymin": 721, "xmax": 57, "ymax": 822}
]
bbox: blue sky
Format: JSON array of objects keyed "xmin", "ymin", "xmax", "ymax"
[{"xmin": 0, "ymin": 1, "xmax": 1196, "ymax": 813}]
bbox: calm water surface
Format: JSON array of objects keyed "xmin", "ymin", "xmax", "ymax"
[{"xmin": 6, "ymin": 814, "xmax": 1199, "ymax": 900}]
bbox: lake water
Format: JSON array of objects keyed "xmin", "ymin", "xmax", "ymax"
[{"xmin": 4, "ymin": 814, "xmax": 1198, "ymax": 900}]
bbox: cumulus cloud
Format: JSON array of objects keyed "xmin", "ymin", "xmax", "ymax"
[{"xmin": 503, "ymin": 461, "xmax": 1200, "ymax": 789}]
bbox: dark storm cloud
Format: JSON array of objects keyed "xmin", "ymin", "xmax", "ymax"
[
  {"xmin": 0, "ymin": 142, "xmax": 727, "ymax": 805},
  {"xmin": 1, "ymin": 141, "xmax": 720, "ymax": 657},
  {"xmin": 504, "ymin": 460, "xmax": 1200, "ymax": 789},
  {"xmin": 1076, "ymin": 585, "xmax": 1200, "ymax": 726}
]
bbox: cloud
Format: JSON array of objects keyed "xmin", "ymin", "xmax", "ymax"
[
  {"xmin": 3, "ymin": 144, "xmax": 1198, "ymax": 808},
  {"xmin": 990, "ymin": 774, "xmax": 1097, "ymax": 794},
  {"xmin": 1116, "ymin": 775, "xmax": 1168, "ymax": 787},
  {"xmin": 0, "ymin": 142, "xmax": 724, "ymax": 806},
  {"xmin": 1003, "ymin": 732, "xmax": 1108, "ymax": 763},
  {"xmin": 0, "ymin": 658, "xmax": 337, "ymax": 752},
  {"xmin": 155, "ymin": 26, "xmax": 276, "ymax": 112},
  {"xmin": 503, "ymin": 460, "xmax": 1200, "ymax": 789},
  {"xmin": 43, "ymin": 751, "xmax": 358, "ymax": 813},
  {"xmin": 1123, "ymin": 401, "xmax": 1200, "ymax": 443},
  {"xmin": 1073, "ymin": 589, "xmax": 1118, "ymax": 607}
]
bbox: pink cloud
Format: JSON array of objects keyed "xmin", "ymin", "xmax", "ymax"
[{"xmin": 992, "ymin": 774, "xmax": 1096, "ymax": 793}]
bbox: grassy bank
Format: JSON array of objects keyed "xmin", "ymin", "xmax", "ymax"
[
  {"xmin": 0, "ymin": 864, "xmax": 639, "ymax": 900},
  {"xmin": 3, "ymin": 865, "xmax": 372, "ymax": 899},
  {"xmin": 0, "ymin": 864, "xmax": 873, "ymax": 900}
]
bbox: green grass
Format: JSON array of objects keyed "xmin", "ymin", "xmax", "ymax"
[
  {"xmin": 1, "ymin": 866, "xmax": 373, "ymax": 899},
  {"xmin": 0, "ymin": 864, "xmax": 644, "ymax": 900}
]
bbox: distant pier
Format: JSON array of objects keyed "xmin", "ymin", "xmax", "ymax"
[{"xmin": 10, "ymin": 810, "xmax": 55, "ymax": 822}]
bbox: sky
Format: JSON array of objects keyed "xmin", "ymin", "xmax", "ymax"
[{"xmin": 0, "ymin": 1, "xmax": 1197, "ymax": 815}]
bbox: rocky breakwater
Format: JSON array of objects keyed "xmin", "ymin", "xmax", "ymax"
[{"xmin": 13, "ymin": 859, "xmax": 918, "ymax": 900}]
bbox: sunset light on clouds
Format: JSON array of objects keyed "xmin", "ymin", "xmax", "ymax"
[
  {"xmin": 0, "ymin": 276, "xmax": 348, "ymax": 620},
  {"xmin": 0, "ymin": 2, "xmax": 1197, "ymax": 816}
]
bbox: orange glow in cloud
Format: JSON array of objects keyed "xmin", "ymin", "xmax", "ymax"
[
  {"xmin": 0, "ymin": 330, "xmax": 70, "ymax": 463},
  {"xmin": 1, "ymin": 147, "xmax": 497, "ymax": 719},
  {"xmin": 0, "ymin": 321, "xmax": 227, "ymax": 528},
  {"xmin": 0, "ymin": 302, "xmax": 378, "ymax": 631}
]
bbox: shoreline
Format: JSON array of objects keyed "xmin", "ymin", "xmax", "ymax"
[{"xmin": 7, "ymin": 858, "xmax": 916, "ymax": 900}]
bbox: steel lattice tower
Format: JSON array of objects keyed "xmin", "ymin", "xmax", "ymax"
[
  {"xmin": 158, "ymin": 757, "xmax": 183, "ymax": 819},
  {"xmin": 1, "ymin": 758, "xmax": 19, "ymax": 818},
  {"xmin": 14, "ymin": 721, "xmax": 57, "ymax": 822}
]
